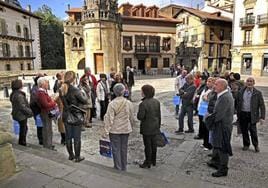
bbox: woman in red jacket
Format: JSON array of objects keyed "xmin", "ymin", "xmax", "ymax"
[{"xmin": 36, "ymin": 77, "xmax": 57, "ymax": 150}]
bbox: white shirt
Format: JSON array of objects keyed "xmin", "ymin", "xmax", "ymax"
[
  {"xmin": 174, "ymin": 75, "xmax": 186, "ymax": 94},
  {"xmin": 217, "ymin": 89, "xmax": 228, "ymax": 99}
]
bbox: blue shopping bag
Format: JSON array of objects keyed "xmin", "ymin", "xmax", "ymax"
[
  {"xmin": 198, "ymin": 101, "xmax": 208, "ymax": 116},
  {"xmin": 13, "ymin": 120, "xmax": 20, "ymax": 135},
  {"xmin": 99, "ymin": 139, "xmax": 112, "ymax": 158},
  {"xmin": 173, "ymin": 96, "xmax": 180, "ymax": 106},
  {"xmin": 35, "ymin": 114, "xmax": 43, "ymax": 127}
]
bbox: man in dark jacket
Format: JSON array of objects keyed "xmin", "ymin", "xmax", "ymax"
[
  {"xmin": 237, "ymin": 77, "xmax": 265, "ymax": 153},
  {"xmin": 207, "ymin": 79, "xmax": 234, "ymax": 177},
  {"xmin": 176, "ymin": 74, "xmax": 196, "ymax": 134},
  {"xmin": 123, "ymin": 66, "xmax": 134, "ymax": 100}
]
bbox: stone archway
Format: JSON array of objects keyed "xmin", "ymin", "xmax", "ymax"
[{"xmin": 77, "ymin": 58, "xmax": 85, "ymax": 70}]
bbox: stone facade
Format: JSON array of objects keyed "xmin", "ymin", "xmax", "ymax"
[
  {"xmin": 0, "ymin": 1, "xmax": 41, "ymax": 72},
  {"xmin": 232, "ymin": 0, "xmax": 268, "ymax": 76},
  {"xmin": 64, "ymin": 0, "xmax": 121, "ymax": 74},
  {"xmin": 174, "ymin": 7, "xmax": 232, "ymax": 72}
]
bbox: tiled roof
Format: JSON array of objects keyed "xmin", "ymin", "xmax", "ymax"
[
  {"xmin": 66, "ymin": 8, "xmax": 82, "ymax": 13},
  {"xmin": 174, "ymin": 7, "xmax": 232, "ymax": 22}
]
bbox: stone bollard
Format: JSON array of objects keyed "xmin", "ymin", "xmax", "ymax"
[{"xmin": 0, "ymin": 131, "xmax": 16, "ymax": 181}]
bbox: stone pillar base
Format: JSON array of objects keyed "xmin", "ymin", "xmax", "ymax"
[{"xmin": 0, "ymin": 132, "xmax": 16, "ymax": 181}]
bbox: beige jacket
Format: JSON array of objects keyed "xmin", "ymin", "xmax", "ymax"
[{"xmin": 104, "ymin": 96, "xmax": 134, "ymax": 135}]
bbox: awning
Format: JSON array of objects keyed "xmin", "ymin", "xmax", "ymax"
[{"xmin": 243, "ymin": 54, "xmax": 252, "ymax": 58}]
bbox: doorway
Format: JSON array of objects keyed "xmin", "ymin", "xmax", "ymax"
[
  {"xmin": 94, "ymin": 53, "xmax": 104, "ymax": 74},
  {"xmin": 138, "ymin": 60, "xmax": 145, "ymax": 74}
]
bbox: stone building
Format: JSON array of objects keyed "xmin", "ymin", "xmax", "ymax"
[
  {"xmin": 204, "ymin": 0, "xmax": 234, "ymax": 11},
  {"xmin": 0, "ymin": 0, "xmax": 41, "ymax": 72},
  {"xmin": 231, "ymin": 0, "xmax": 268, "ymax": 76},
  {"xmin": 174, "ymin": 7, "xmax": 232, "ymax": 72},
  {"xmin": 64, "ymin": 0, "xmax": 121, "ymax": 74},
  {"xmin": 119, "ymin": 3, "xmax": 180, "ymax": 74}
]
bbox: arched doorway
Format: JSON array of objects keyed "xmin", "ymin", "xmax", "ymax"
[{"xmin": 77, "ymin": 58, "xmax": 85, "ymax": 70}]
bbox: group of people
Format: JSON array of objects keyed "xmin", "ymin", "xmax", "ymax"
[
  {"xmin": 9, "ymin": 66, "xmax": 266, "ymax": 177},
  {"xmin": 174, "ymin": 69, "xmax": 266, "ymax": 177}
]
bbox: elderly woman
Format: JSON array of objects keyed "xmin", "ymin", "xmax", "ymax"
[
  {"xmin": 60, "ymin": 71, "xmax": 88, "ymax": 162},
  {"xmin": 103, "ymin": 83, "xmax": 134, "ymax": 171},
  {"xmin": 10, "ymin": 79, "xmax": 33, "ymax": 146},
  {"xmin": 137, "ymin": 85, "xmax": 161, "ymax": 168},
  {"xmin": 36, "ymin": 77, "xmax": 57, "ymax": 150}
]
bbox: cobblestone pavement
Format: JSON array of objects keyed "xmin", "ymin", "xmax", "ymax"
[{"xmin": 1, "ymin": 76, "xmax": 268, "ymax": 187}]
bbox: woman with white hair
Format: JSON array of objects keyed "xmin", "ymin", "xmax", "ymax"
[
  {"xmin": 36, "ymin": 77, "xmax": 57, "ymax": 150},
  {"xmin": 103, "ymin": 83, "xmax": 134, "ymax": 171}
]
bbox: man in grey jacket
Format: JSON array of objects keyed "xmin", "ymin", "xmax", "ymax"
[
  {"xmin": 207, "ymin": 79, "xmax": 234, "ymax": 177},
  {"xmin": 237, "ymin": 77, "xmax": 266, "ymax": 153},
  {"xmin": 175, "ymin": 74, "xmax": 196, "ymax": 134}
]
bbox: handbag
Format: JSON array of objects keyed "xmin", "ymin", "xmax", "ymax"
[
  {"xmin": 156, "ymin": 132, "xmax": 168, "ymax": 147},
  {"xmin": 65, "ymin": 105, "xmax": 86, "ymax": 126}
]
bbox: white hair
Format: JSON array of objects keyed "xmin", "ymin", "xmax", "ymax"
[{"xmin": 37, "ymin": 77, "xmax": 49, "ymax": 88}]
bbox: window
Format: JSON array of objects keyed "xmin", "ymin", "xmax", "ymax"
[
  {"xmin": 16, "ymin": 24, "xmax": 21, "ymax": 34},
  {"xmin": 210, "ymin": 28, "xmax": 214, "ymax": 41},
  {"xmin": 2, "ymin": 43, "xmax": 10, "ymax": 57},
  {"xmin": 5, "ymin": 64, "xmax": 11, "ymax": 71},
  {"xmin": 186, "ymin": 17, "xmax": 189, "ymax": 25},
  {"xmin": 209, "ymin": 44, "xmax": 214, "ymax": 56},
  {"xmin": 244, "ymin": 30, "xmax": 252, "ymax": 45},
  {"xmin": 0, "ymin": 19, "xmax": 7, "ymax": 35},
  {"xmin": 263, "ymin": 54, "xmax": 268, "ymax": 72},
  {"xmin": 163, "ymin": 58, "xmax": 170, "ymax": 68},
  {"xmin": 123, "ymin": 36, "xmax": 132, "ymax": 51},
  {"xmin": 20, "ymin": 63, "xmax": 24, "ymax": 70},
  {"xmin": 149, "ymin": 36, "xmax": 160, "ymax": 52},
  {"xmin": 72, "ymin": 38, "xmax": 78, "ymax": 48},
  {"xmin": 27, "ymin": 63, "xmax": 31, "ymax": 70},
  {"xmin": 23, "ymin": 27, "xmax": 29, "ymax": 39},
  {"xmin": 151, "ymin": 57, "xmax": 158, "ymax": 68},
  {"xmin": 124, "ymin": 58, "xmax": 132, "ymax": 68},
  {"xmin": 79, "ymin": 38, "xmax": 84, "ymax": 48},
  {"xmin": 18, "ymin": 45, "xmax": 23, "ymax": 57},
  {"xmin": 162, "ymin": 37, "xmax": 171, "ymax": 51},
  {"xmin": 135, "ymin": 36, "xmax": 146, "ymax": 52},
  {"xmin": 25, "ymin": 46, "xmax": 30, "ymax": 57},
  {"xmin": 220, "ymin": 30, "xmax": 224, "ymax": 41},
  {"xmin": 218, "ymin": 44, "xmax": 224, "ymax": 57}
]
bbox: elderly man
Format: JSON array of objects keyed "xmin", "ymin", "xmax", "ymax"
[
  {"xmin": 175, "ymin": 74, "xmax": 196, "ymax": 134},
  {"xmin": 174, "ymin": 70, "xmax": 187, "ymax": 117},
  {"xmin": 36, "ymin": 77, "xmax": 57, "ymax": 150},
  {"xmin": 123, "ymin": 66, "xmax": 134, "ymax": 100},
  {"xmin": 207, "ymin": 79, "xmax": 234, "ymax": 177},
  {"xmin": 237, "ymin": 77, "xmax": 265, "ymax": 152}
]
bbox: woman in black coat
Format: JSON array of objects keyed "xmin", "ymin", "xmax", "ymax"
[
  {"xmin": 137, "ymin": 84, "xmax": 161, "ymax": 168},
  {"xmin": 10, "ymin": 79, "xmax": 33, "ymax": 146},
  {"xmin": 60, "ymin": 71, "xmax": 88, "ymax": 162}
]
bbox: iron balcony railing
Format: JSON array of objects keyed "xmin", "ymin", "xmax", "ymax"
[
  {"xmin": 240, "ymin": 16, "xmax": 255, "ymax": 27},
  {"xmin": 257, "ymin": 14, "xmax": 268, "ymax": 25},
  {"xmin": 243, "ymin": 40, "xmax": 252, "ymax": 46},
  {"xmin": 134, "ymin": 45, "xmax": 161, "ymax": 53}
]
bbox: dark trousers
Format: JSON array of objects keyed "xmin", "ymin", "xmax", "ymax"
[
  {"xmin": 65, "ymin": 123, "xmax": 81, "ymax": 143},
  {"xmin": 199, "ymin": 115, "xmax": 212, "ymax": 149},
  {"xmin": 240, "ymin": 111, "xmax": 258, "ymax": 147},
  {"xmin": 210, "ymin": 148, "xmax": 229, "ymax": 173},
  {"xmin": 175, "ymin": 105, "xmax": 180, "ymax": 115},
  {"xmin": 100, "ymin": 98, "xmax": 109, "ymax": 121},
  {"xmin": 40, "ymin": 112, "xmax": 53, "ymax": 149},
  {"xmin": 37, "ymin": 127, "xmax": 43, "ymax": 144},
  {"xmin": 109, "ymin": 133, "xmax": 129, "ymax": 171},
  {"xmin": 142, "ymin": 135, "xmax": 157, "ymax": 165},
  {"xmin": 18, "ymin": 119, "xmax": 28, "ymax": 146},
  {"xmin": 179, "ymin": 104, "xmax": 194, "ymax": 131}
]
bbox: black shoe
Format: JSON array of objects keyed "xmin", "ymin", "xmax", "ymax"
[
  {"xmin": 68, "ymin": 155, "xmax": 74, "ymax": 160},
  {"xmin": 175, "ymin": 129, "xmax": 184, "ymax": 134},
  {"xmin": 139, "ymin": 162, "xmax": 151, "ymax": 169},
  {"xmin": 194, "ymin": 135, "xmax": 202, "ymax": 139},
  {"xmin": 212, "ymin": 171, "xmax": 227, "ymax": 177},
  {"xmin": 207, "ymin": 162, "xmax": 218, "ymax": 169},
  {"xmin": 254, "ymin": 146, "xmax": 260, "ymax": 153},
  {"xmin": 242, "ymin": 146, "xmax": 249, "ymax": 151},
  {"xmin": 185, "ymin": 129, "xmax": 194, "ymax": 133},
  {"xmin": 39, "ymin": 141, "xmax": 43, "ymax": 145},
  {"xmin": 152, "ymin": 161, "xmax": 156, "ymax": 166},
  {"xmin": 207, "ymin": 153, "xmax": 213, "ymax": 157},
  {"xmin": 75, "ymin": 156, "xmax": 85, "ymax": 162}
]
